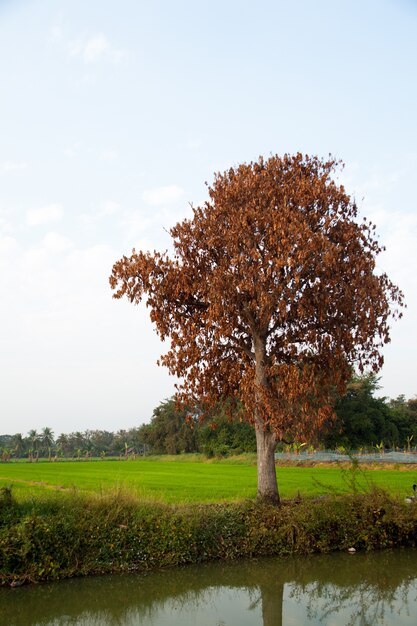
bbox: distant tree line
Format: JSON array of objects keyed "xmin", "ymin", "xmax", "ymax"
[
  {"xmin": 0, "ymin": 426, "xmax": 147, "ymax": 461},
  {"xmin": 137, "ymin": 398, "xmax": 257, "ymax": 457},
  {"xmin": 1, "ymin": 375, "xmax": 416, "ymax": 461},
  {"xmin": 135, "ymin": 376, "xmax": 417, "ymax": 456},
  {"xmin": 0, "ymin": 408, "xmax": 256, "ymax": 460}
]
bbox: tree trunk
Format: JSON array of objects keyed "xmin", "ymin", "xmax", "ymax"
[
  {"xmin": 253, "ymin": 332, "xmax": 280, "ymax": 504},
  {"xmin": 261, "ymin": 582, "xmax": 284, "ymax": 626},
  {"xmin": 255, "ymin": 422, "xmax": 280, "ymax": 504}
]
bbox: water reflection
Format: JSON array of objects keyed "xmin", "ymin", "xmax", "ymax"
[{"xmin": 1, "ymin": 549, "xmax": 417, "ymax": 626}]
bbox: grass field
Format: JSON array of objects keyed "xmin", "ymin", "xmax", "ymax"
[{"xmin": 1, "ymin": 455, "xmax": 417, "ymax": 503}]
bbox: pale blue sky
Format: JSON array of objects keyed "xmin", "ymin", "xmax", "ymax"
[{"xmin": 1, "ymin": 0, "xmax": 416, "ymax": 435}]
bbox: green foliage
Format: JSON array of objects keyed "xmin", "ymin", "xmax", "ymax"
[
  {"xmin": 322, "ymin": 374, "xmax": 417, "ymax": 450},
  {"xmin": 0, "ymin": 401, "xmax": 256, "ymax": 462},
  {"xmin": 0, "ymin": 486, "xmax": 16, "ymax": 526},
  {"xmin": 137, "ymin": 398, "xmax": 257, "ymax": 457},
  {"xmin": 198, "ymin": 415, "xmax": 257, "ymax": 457},
  {"xmin": 2, "ymin": 488, "xmax": 417, "ymax": 586},
  {"xmin": 1, "ymin": 427, "xmax": 148, "ymax": 461},
  {"xmin": 138, "ymin": 399, "xmax": 199, "ymax": 455},
  {"xmin": 388, "ymin": 395, "xmax": 417, "ymax": 445}
]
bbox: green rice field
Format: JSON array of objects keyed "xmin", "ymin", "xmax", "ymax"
[{"xmin": 1, "ymin": 455, "xmax": 417, "ymax": 503}]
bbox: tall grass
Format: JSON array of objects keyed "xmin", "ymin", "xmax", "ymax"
[{"xmin": 2, "ymin": 484, "xmax": 417, "ymax": 586}]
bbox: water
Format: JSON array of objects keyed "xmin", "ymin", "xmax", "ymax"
[{"xmin": 1, "ymin": 549, "xmax": 417, "ymax": 626}]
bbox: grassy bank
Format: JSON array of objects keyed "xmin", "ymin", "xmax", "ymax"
[{"xmin": 2, "ymin": 485, "xmax": 417, "ymax": 586}]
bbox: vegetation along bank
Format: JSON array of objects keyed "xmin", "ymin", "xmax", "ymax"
[{"xmin": 2, "ymin": 484, "xmax": 417, "ymax": 587}]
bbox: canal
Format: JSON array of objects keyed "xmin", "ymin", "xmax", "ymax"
[{"xmin": 1, "ymin": 548, "xmax": 417, "ymax": 625}]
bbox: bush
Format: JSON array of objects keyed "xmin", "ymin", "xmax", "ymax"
[{"xmin": 1, "ymin": 489, "xmax": 417, "ymax": 586}]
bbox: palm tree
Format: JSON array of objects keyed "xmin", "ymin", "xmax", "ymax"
[
  {"xmin": 41, "ymin": 427, "xmax": 55, "ymax": 460},
  {"xmin": 11, "ymin": 433, "xmax": 24, "ymax": 459},
  {"xmin": 27, "ymin": 430, "xmax": 39, "ymax": 461},
  {"xmin": 56, "ymin": 433, "xmax": 69, "ymax": 457},
  {"xmin": 1, "ymin": 447, "xmax": 11, "ymax": 462}
]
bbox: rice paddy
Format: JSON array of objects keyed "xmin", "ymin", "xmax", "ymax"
[{"xmin": 1, "ymin": 455, "xmax": 416, "ymax": 503}]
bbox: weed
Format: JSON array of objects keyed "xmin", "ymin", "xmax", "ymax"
[{"xmin": 1, "ymin": 489, "xmax": 417, "ymax": 586}]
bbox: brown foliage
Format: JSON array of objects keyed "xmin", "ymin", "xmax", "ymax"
[{"xmin": 110, "ymin": 154, "xmax": 404, "ymax": 444}]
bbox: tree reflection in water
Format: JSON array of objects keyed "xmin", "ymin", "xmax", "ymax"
[
  {"xmin": 288, "ymin": 550, "xmax": 417, "ymax": 626},
  {"xmin": 1, "ymin": 549, "xmax": 416, "ymax": 626}
]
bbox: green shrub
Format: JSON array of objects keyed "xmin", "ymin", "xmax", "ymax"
[{"xmin": 1, "ymin": 489, "xmax": 417, "ymax": 586}]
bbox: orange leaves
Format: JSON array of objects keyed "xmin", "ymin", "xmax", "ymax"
[{"xmin": 110, "ymin": 153, "xmax": 404, "ymax": 444}]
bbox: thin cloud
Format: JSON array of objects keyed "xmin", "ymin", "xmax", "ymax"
[
  {"xmin": 142, "ymin": 185, "xmax": 184, "ymax": 206},
  {"xmin": 0, "ymin": 161, "xmax": 28, "ymax": 174},
  {"xmin": 42, "ymin": 232, "xmax": 73, "ymax": 254},
  {"xmin": 69, "ymin": 33, "xmax": 128, "ymax": 64},
  {"xmin": 99, "ymin": 148, "xmax": 119, "ymax": 161},
  {"xmin": 99, "ymin": 200, "xmax": 120, "ymax": 216},
  {"xmin": 83, "ymin": 34, "xmax": 108, "ymax": 63},
  {"xmin": 0, "ymin": 213, "xmax": 13, "ymax": 235},
  {"xmin": 26, "ymin": 203, "xmax": 64, "ymax": 226},
  {"xmin": 80, "ymin": 200, "xmax": 121, "ymax": 226},
  {"xmin": 49, "ymin": 24, "xmax": 63, "ymax": 43},
  {"xmin": 0, "ymin": 235, "xmax": 18, "ymax": 257},
  {"xmin": 64, "ymin": 142, "xmax": 81, "ymax": 158}
]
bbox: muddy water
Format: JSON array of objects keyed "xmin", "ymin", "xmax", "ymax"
[{"xmin": 1, "ymin": 549, "xmax": 417, "ymax": 625}]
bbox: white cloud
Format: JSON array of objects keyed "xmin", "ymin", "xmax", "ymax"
[
  {"xmin": 99, "ymin": 148, "xmax": 119, "ymax": 161},
  {"xmin": 49, "ymin": 24, "xmax": 63, "ymax": 43},
  {"xmin": 69, "ymin": 34, "xmax": 127, "ymax": 64},
  {"xmin": 66, "ymin": 243, "xmax": 115, "ymax": 277},
  {"xmin": 377, "ymin": 211, "xmax": 417, "ymax": 285},
  {"xmin": 80, "ymin": 200, "xmax": 121, "ymax": 226},
  {"xmin": 0, "ymin": 235, "xmax": 174, "ymax": 433},
  {"xmin": 186, "ymin": 138, "xmax": 202, "ymax": 150},
  {"xmin": 142, "ymin": 185, "xmax": 184, "ymax": 206},
  {"xmin": 42, "ymin": 232, "xmax": 74, "ymax": 254},
  {"xmin": 0, "ymin": 235, "xmax": 19, "ymax": 257},
  {"xmin": 84, "ymin": 34, "xmax": 108, "ymax": 62},
  {"xmin": 0, "ymin": 214, "xmax": 13, "ymax": 235},
  {"xmin": 100, "ymin": 200, "xmax": 120, "ymax": 216},
  {"xmin": 26, "ymin": 203, "xmax": 64, "ymax": 226},
  {"xmin": 64, "ymin": 141, "xmax": 81, "ymax": 158},
  {"xmin": 0, "ymin": 161, "xmax": 28, "ymax": 174}
]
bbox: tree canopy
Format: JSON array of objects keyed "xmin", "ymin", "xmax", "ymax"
[
  {"xmin": 110, "ymin": 153, "xmax": 404, "ymax": 502},
  {"xmin": 321, "ymin": 375, "xmax": 416, "ymax": 450}
]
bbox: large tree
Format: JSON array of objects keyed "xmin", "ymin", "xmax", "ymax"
[{"xmin": 110, "ymin": 154, "xmax": 403, "ymax": 503}]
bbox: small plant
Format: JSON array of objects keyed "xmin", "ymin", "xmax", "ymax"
[
  {"xmin": 339, "ymin": 456, "xmax": 369, "ymax": 495},
  {"xmin": 0, "ymin": 485, "xmax": 13, "ymax": 508},
  {"xmin": 375, "ymin": 441, "xmax": 385, "ymax": 455},
  {"xmin": 291, "ymin": 442, "xmax": 307, "ymax": 455},
  {"xmin": 405, "ymin": 435, "xmax": 414, "ymax": 454}
]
